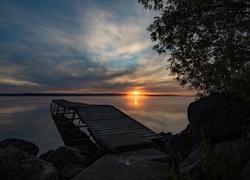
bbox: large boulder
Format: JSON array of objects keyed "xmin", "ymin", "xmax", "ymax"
[
  {"xmin": 0, "ymin": 138, "xmax": 39, "ymax": 156},
  {"xmin": 187, "ymin": 93, "xmax": 248, "ymax": 143},
  {"xmin": 72, "ymin": 154, "xmax": 169, "ymax": 180},
  {"xmin": 46, "ymin": 146, "xmax": 88, "ymax": 171},
  {"xmin": 45, "ymin": 146, "xmax": 88, "ymax": 179},
  {"xmin": 0, "ymin": 146, "xmax": 58, "ymax": 180}
]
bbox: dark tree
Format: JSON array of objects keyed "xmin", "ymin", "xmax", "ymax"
[{"xmin": 139, "ymin": 0, "xmax": 250, "ymax": 101}]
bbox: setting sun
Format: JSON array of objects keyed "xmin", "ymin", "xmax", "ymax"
[{"xmin": 133, "ymin": 91, "xmax": 139, "ymax": 95}]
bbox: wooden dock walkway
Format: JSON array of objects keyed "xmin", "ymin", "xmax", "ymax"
[{"xmin": 50, "ymin": 99, "xmax": 161, "ymax": 152}]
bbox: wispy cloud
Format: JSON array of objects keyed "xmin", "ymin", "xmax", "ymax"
[{"xmin": 0, "ymin": 0, "xmax": 193, "ymax": 95}]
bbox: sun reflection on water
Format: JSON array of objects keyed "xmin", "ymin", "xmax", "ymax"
[
  {"xmin": 125, "ymin": 93, "xmax": 146, "ymax": 108},
  {"xmin": 134, "ymin": 96, "xmax": 138, "ymax": 106},
  {"xmin": 130, "ymin": 91, "xmax": 143, "ymax": 107}
]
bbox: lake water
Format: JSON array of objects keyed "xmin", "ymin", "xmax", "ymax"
[{"xmin": 0, "ymin": 96, "xmax": 195, "ymax": 154}]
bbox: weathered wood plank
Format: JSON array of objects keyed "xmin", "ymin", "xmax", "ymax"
[
  {"xmin": 90, "ymin": 126, "xmax": 149, "ymax": 133},
  {"xmin": 85, "ymin": 119, "xmax": 138, "ymax": 127},
  {"xmin": 87, "ymin": 123, "xmax": 146, "ymax": 130},
  {"xmin": 77, "ymin": 111, "xmax": 127, "ymax": 120},
  {"xmin": 92, "ymin": 129, "xmax": 156, "ymax": 136}
]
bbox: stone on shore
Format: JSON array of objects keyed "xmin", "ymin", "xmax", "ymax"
[
  {"xmin": 72, "ymin": 154, "xmax": 169, "ymax": 180},
  {"xmin": 187, "ymin": 93, "xmax": 248, "ymax": 143},
  {"xmin": 165, "ymin": 133, "xmax": 197, "ymax": 164},
  {"xmin": 45, "ymin": 146, "xmax": 88, "ymax": 178},
  {"xmin": 0, "ymin": 138, "xmax": 39, "ymax": 156},
  {"xmin": 0, "ymin": 146, "xmax": 58, "ymax": 180}
]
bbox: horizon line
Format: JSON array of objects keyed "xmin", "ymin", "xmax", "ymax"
[{"xmin": 0, "ymin": 92, "xmax": 195, "ymax": 97}]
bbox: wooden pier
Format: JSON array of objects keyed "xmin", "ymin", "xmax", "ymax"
[{"xmin": 50, "ymin": 99, "xmax": 161, "ymax": 152}]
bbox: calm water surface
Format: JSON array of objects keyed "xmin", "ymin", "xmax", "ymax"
[{"xmin": 0, "ymin": 96, "xmax": 195, "ymax": 154}]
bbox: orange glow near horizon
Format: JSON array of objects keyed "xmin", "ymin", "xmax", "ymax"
[
  {"xmin": 125, "ymin": 91, "xmax": 147, "ymax": 107},
  {"xmin": 133, "ymin": 91, "xmax": 139, "ymax": 96},
  {"xmin": 45, "ymin": 89, "xmax": 196, "ymax": 96}
]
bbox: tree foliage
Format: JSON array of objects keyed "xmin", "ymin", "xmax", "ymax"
[{"xmin": 139, "ymin": 0, "xmax": 250, "ymax": 101}]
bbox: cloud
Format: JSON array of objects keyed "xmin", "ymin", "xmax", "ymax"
[
  {"xmin": 0, "ymin": 0, "xmax": 193, "ymax": 95},
  {"xmin": 0, "ymin": 78, "xmax": 40, "ymax": 86}
]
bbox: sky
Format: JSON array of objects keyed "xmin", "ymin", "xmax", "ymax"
[{"xmin": 0, "ymin": 0, "xmax": 195, "ymax": 95}]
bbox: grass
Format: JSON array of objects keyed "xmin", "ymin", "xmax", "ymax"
[
  {"xmin": 168, "ymin": 132, "xmax": 240, "ymax": 180},
  {"xmin": 199, "ymin": 134, "xmax": 239, "ymax": 180}
]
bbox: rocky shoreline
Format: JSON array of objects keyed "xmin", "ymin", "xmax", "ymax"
[{"xmin": 0, "ymin": 93, "xmax": 250, "ymax": 179}]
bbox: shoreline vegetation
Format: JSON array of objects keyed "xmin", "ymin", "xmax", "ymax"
[{"xmin": 0, "ymin": 93, "xmax": 194, "ymax": 97}]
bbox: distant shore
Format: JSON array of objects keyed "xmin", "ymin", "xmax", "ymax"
[{"xmin": 0, "ymin": 93, "xmax": 194, "ymax": 97}]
